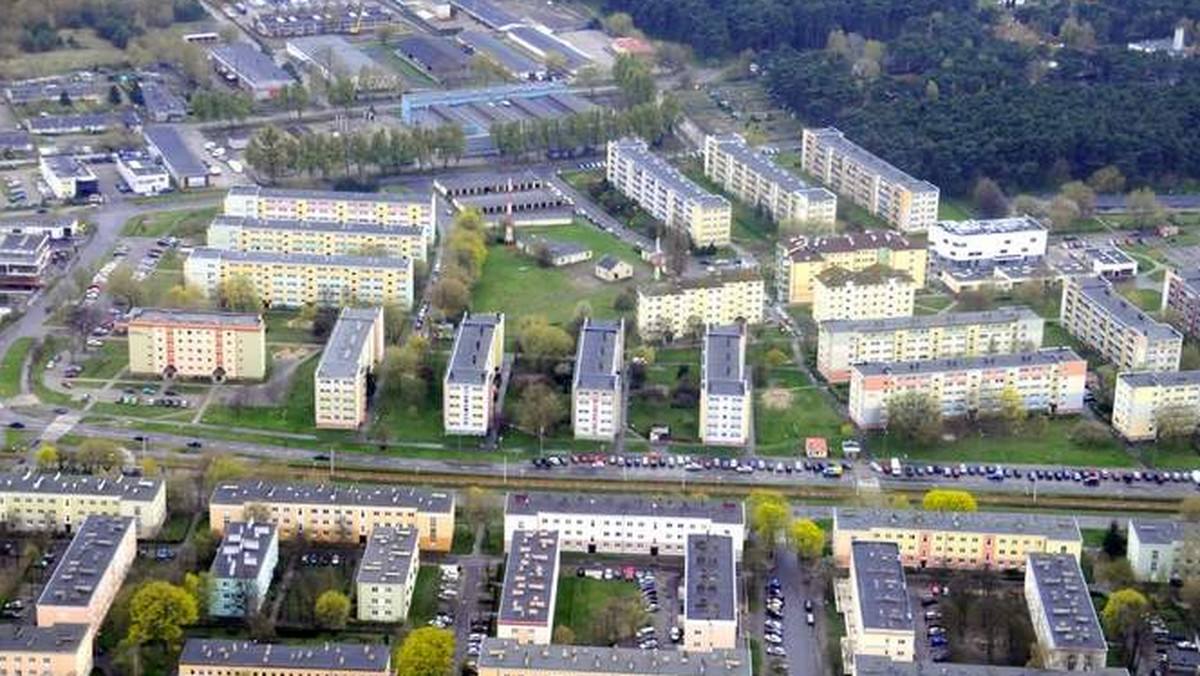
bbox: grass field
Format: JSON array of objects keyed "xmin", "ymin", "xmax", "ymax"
[
  {"xmin": 553, "ymin": 577, "xmax": 644, "ymax": 645},
  {"xmin": 881, "ymin": 418, "xmax": 1135, "ymax": 467},
  {"xmin": 264, "ymin": 311, "xmax": 320, "ymax": 344},
  {"xmin": 408, "ymin": 566, "xmax": 441, "ymax": 627},
  {"xmin": 938, "ymin": 199, "xmax": 975, "ymax": 220},
  {"xmin": 0, "ymin": 338, "xmax": 33, "ymax": 399},
  {"xmin": 201, "ymin": 354, "xmax": 319, "ymax": 432},
  {"xmin": 78, "ymin": 340, "xmax": 128, "ymax": 380},
  {"xmin": 121, "ymin": 206, "xmax": 218, "ymax": 239},
  {"xmin": 32, "ymin": 336, "xmax": 78, "ymax": 408},
  {"xmin": 756, "ymin": 388, "xmax": 846, "ymax": 455},
  {"xmin": 142, "ymin": 250, "xmax": 186, "ymax": 303}
]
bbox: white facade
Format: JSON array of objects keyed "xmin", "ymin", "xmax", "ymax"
[
  {"xmin": 928, "ymin": 217, "xmax": 1048, "ymax": 265},
  {"xmin": 443, "ymin": 314, "xmax": 505, "ymax": 436},
  {"xmin": 115, "ymin": 155, "xmax": 170, "ymax": 196},
  {"xmin": 572, "ymin": 319, "xmax": 624, "ymax": 441},
  {"xmin": 700, "ymin": 324, "xmax": 750, "ymax": 446}
]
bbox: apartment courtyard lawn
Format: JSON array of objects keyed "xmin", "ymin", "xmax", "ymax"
[
  {"xmin": 875, "ymin": 418, "xmax": 1136, "ymax": 467},
  {"xmin": 201, "ymin": 354, "xmax": 319, "ymax": 433},
  {"xmin": 553, "ymin": 577, "xmax": 645, "ymax": 646},
  {"xmin": 78, "ymin": 340, "xmax": 129, "ymax": 380},
  {"xmin": 756, "ymin": 387, "xmax": 846, "ymax": 456}
]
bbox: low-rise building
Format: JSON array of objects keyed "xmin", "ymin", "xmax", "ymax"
[
  {"xmin": 700, "ymin": 324, "xmax": 751, "ymax": 447},
  {"xmin": 477, "ymin": 638, "xmax": 753, "ymax": 676},
  {"xmin": 637, "ymin": 271, "xmax": 764, "ymax": 340},
  {"xmin": 1162, "ymin": 268, "xmax": 1200, "ymax": 338},
  {"xmin": 1126, "ymin": 518, "xmax": 1197, "ymax": 583},
  {"xmin": 703, "ymin": 133, "xmax": 837, "ymax": 227},
  {"xmin": 355, "ymin": 526, "xmax": 420, "ymax": 622},
  {"xmin": 0, "ymin": 624, "xmax": 93, "ymax": 676},
  {"xmin": 838, "ymin": 541, "xmax": 914, "ymax": 667},
  {"xmin": 127, "ymin": 308, "xmax": 267, "ymax": 381},
  {"xmin": 1025, "ymin": 553, "xmax": 1107, "ymax": 671},
  {"xmin": 207, "ymin": 214, "xmax": 428, "ymax": 261},
  {"xmin": 183, "ymin": 248, "xmax": 413, "ymax": 309},
  {"xmin": 0, "ymin": 471, "xmax": 164, "ymax": 538},
  {"xmin": 504, "ymin": 24, "xmax": 591, "ymax": 73},
  {"xmin": 209, "ymin": 522, "xmax": 279, "ymax": 618},
  {"xmin": 457, "ymin": 30, "xmax": 547, "ymax": 80},
  {"xmin": 315, "ymin": 307, "xmax": 385, "ymax": 429},
  {"xmin": 817, "ymin": 308, "xmax": 1045, "ymax": 383},
  {"xmin": 517, "ymin": 235, "xmax": 592, "ymax": 266},
  {"xmin": 0, "ymin": 233, "xmax": 52, "ymax": 289},
  {"xmin": 140, "ymin": 82, "xmax": 188, "ymax": 122},
  {"xmin": 208, "ymin": 44, "xmax": 293, "ymax": 100},
  {"xmin": 179, "ymin": 639, "xmax": 391, "ymax": 676},
  {"xmin": 813, "ymin": 266, "xmax": 915, "ymax": 322},
  {"xmin": 0, "ymin": 130, "xmax": 35, "ymax": 157},
  {"xmin": 683, "ymin": 534, "xmax": 738, "ymax": 652},
  {"xmin": 225, "ymin": 185, "xmax": 436, "ymax": 245},
  {"xmin": 776, "ymin": 231, "xmax": 927, "ymax": 305},
  {"xmin": 26, "ymin": 110, "xmax": 139, "ymax": 136},
  {"xmin": 395, "ymin": 34, "xmax": 473, "ymax": 84},
  {"xmin": 115, "ymin": 151, "xmax": 170, "ymax": 195},
  {"xmin": 849, "ymin": 348, "xmax": 1087, "ymax": 429},
  {"xmin": 143, "ymin": 125, "xmax": 209, "ymax": 190},
  {"xmin": 607, "ymin": 137, "xmax": 732, "ymax": 247},
  {"xmin": 1081, "ymin": 246, "xmax": 1138, "ymax": 278},
  {"xmin": 285, "ymin": 35, "xmax": 391, "ymax": 88},
  {"xmin": 853, "ymin": 655, "xmax": 1129, "ymax": 676},
  {"xmin": 0, "ymin": 216, "xmax": 76, "ymax": 240},
  {"xmin": 594, "ymin": 255, "xmax": 633, "ymax": 282},
  {"xmin": 444, "ymin": 313, "xmax": 505, "ymax": 436},
  {"xmin": 1060, "ymin": 277, "xmax": 1182, "ymax": 372},
  {"xmin": 572, "ymin": 319, "xmax": 624, "ymax": 441},
  {"xmin": 36, "ymin": 516, "xmax": 136, "ymax": 632},
  {"xmin": 928, "ymin": 217, "xmax": 1048, "ymax": 266},
  {"xmin": 498, "ymin": 530, "xmax": 560, "ymax": 645},
  {"xmin": 5, "ymin": 79, "xmax": 102, "ymax": 106},
  {"xmin": 39, "ymin": 155, "xmax": 98, "ymax": 201},
  {"xmin": 1112, "ymin": 370, "xmax": 1200, "ymax": 441},
  {"xmin": 801, "ymin": 127, "xmax": 939, "ymax": 232},
  {"xmin": 832, "ymin": 508, "xmax": 1082, "ymax": 569},
  {"xmin": 209, "ymin": 480, "xmax": 454, "ymax": 551},
  {"xmin": 504, "ymin": 492, "xmax": 745, "ymax": 558}
]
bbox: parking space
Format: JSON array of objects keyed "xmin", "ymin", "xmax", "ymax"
[{"xmin": 905, "ymin": 571, "xmax": 1033, "ymax": 666}]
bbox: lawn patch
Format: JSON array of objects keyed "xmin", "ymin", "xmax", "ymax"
[
  {"xmin": 0, "ymin": 338, "xmax": 33, "ymax": 398},
  {"xmin": 877, "ymin": 418, "xmax": 1134, "ymax": 467},
  {"xmin": 408, "ymin": 566, "xmax": 441, "ymax": 626},
  {"xmin": 553, "ymin": 577, "xmax": 644, "ymax": 646},
  {"xmin": 756, "ymin": 388, "xmax": 844, "ymax": 455},
  {"xmin": 78, "ymin": 340, "xmax": 128, "ymax": 380},
  {"xmin": 121, "ymin": 206, "xmax": 219, "ymax": 239},
  {"xmin": 201, "ymin": 353, "xmax": 319, "ymax": 431}
]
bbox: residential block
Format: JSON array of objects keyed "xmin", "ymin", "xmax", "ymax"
[
  {"xmin": 703, "ymin": 134, "xmax": 837, "ymax": 227},
  {"xmin": 36, "ymin": 516, "xmax": 136, "ymax": 633},
  {"xmin": 0, "ymin": 624, "xmax": 93, "ymax": 676},
  {"xmin": 837, "ymin": 541, "xmax": 914, "ymax": 667},
  {"xmin": 498, "ymin": 530, "xmax": 560, "ymax": 645},
  {"xmin": 636, "ymin": 271, "xmax": 764, "ymax": 340},
  {"xmin": 776, "ymin": 231, "xmax": 927, "ymax": 305},
  {"xmin": 179, "ymin": 639, "xmax": 390, "ymax": 676},
  {"xmin": 315, "ymin": 307, "xmax": 385, "ymax": 429},
  {"xmin": 1024, "ymin": 553, "xmax": 1106, "ymax": 671},
  {"xmin": 813, "ymin": 266, "xmax": 915, "ymax": 322},
  {"xmin": 209, "ymin": 521, "xmax": 279, "ymax": 618},
  {"xmin": 683, "ymin": 534, "xmax": 738, "ymax": 652},
  {"xmin": 1162, "ymin": 268, "xmax": 1200, "ymax": 338},
  {"xmin": 1126, "ymin": 518, "xmax": 1198, "ymax": 583},
  {"xmin": 443, "ymin": 313, "xmax": 505, "ymax": 436},
  {"xmin": 224, "ymin": 185, "xmax": 435, "ymax": 246},
  {"xmin": 477, "ymin": 638, "xmax": 752, "ymax": 676},
  {"xmin": 0, "ymin": 471, "xmax": 165, "ymax": 538},
  {"xmin": 572, "ymin": 319, "xmax": 624, "ymax": 441},
  {"xmin": 1060, "ymin": 277, "xmax": 1181, "ymax": 372},
  {"xmin": 700, "ymin": 324, "xmax": 751, "ymax": 446},
  {"xmin": 126, "ymin": 307, "xmax": 267, "ymax": 381},
  {"xmin": 355, "ymin": 526, "xmax": 420, "ymax": 623},
  {"xmin": 1112, "ymin": 370, "xmax": 1200, "ymax": 441},
  {"xmin": 207, "ymin": 215, "xmax": 428, "ymax": 262}
]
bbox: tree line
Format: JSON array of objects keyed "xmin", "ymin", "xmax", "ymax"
[
  {"xmin": 491, "ymin": 98, "xmax": 682, "ymax": 159},
  {"xmin": 4, "ymin": 0, "xmax": 207, "ymax": 53}
]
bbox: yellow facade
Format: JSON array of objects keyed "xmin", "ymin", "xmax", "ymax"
[
  {"xmin": 812, "ymin": 268, "xmax": 915, "ymax": 322},
  {"xmin": 1112, "ymin": 371, "xmax": 1200, "ymax": 441},
  {"xmin": 207, "ymin": 216, "xmax": 428, "ymax": 262},
  {"xmin": 834, "ymin": 526, "xmax": 1082, "ymax": 570},
  {"xmin": 444, "ymin": 314, "xmax": 506, "ymax": 436},
  {"xmin": 0, "ymin": 627, "xmax": 93, "ymax": 676},
  {"xmin": 776, "ymin": 233, "xmax": 927, "ymax": 305},
  {"xmin": 704, "ymin": 134, "xmax": 837, "ymax": 228},
  {"xmin": 314, "ymin": 308, "xmax": 385, "ymax": 429},
  {"xmin": 0, "ymin": 475, "xmax": 165, "ymax": 539},
  {"xmin": 636, "ymin": 273, "xmax": 765, "ymax": 339},
  {"xmin": 127, "ymin": 309, "xmax": 266, "ymax": 381}
]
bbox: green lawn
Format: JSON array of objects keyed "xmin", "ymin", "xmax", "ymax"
[
  {"xmin": 265, "ymin": 311, "xmax": 320, "ymax": 344},
  {"xmin": 408, "ymin": 566, "xmax": 441, "ymax": 627},
  {"xmin": 451, "ymin": 517, "xmax": 475, "ymax": 555},
  {"xmin": 756, "ymin": 388, "xmax": 845, "ymax": 455},
  {"xmin": 1117, "ymin": 284, "xmax": 1161, "ymax": 312},
  {"xmin": 121, "ymin": 206, "xmax": 219, "ymax": 239},
  {"xmin": 628, "ymin": 394, "xmax": 699, "ymax": 442},
  {"xmin": 880, "ymin": 418, "xmax": 1135, "ymax": 467},
  {"xmin": 553, "ymin": 577, "xmax": 644, "ymax": 645},
  {"xmin": 201, "ymin": 353, "xmax": 319, "ymax": 432},
  {"xmin": 32, "ymin": 337, "xmax": 78, "ymax": 408},
  {"xmin": 142, "ymin": 250, "xmax": 186, "ymax": 303},
  {"xmin": 78, "ymin": 340, "xmax": 128, "ymax": 380},
  {"xmin": 521, "ymin": 222, "xmax": 648, "ymax": 268},
  {"xmin": 915, "ymin": 293, "xmax": 955, "ymax": 314},
  {"xmin": 0, "ymin": 338, "xmax": 33, "ymax": 398},
  {"xmin": 938, "ymin": 199, "xmax": 975, "ymax": 221}
]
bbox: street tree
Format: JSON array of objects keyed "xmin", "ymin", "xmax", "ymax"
[
  {"xmin": 1101, "ymin": 588, "xmax": 1149, "ymax": 668},
  {"xmin": 997, "ymin": 385, "xmax": 1027, "ymax": 433},
  {"xmin": 1155, "ymin": 403, "xmax": 1197, "ymax": 443},
  {"xmin": 34, "ymin": 444, "xmax": 58, "ymax": 470},
  {"xmin": 394, "ymin": 627, "xmax": 455, "ymax": 676},
  {"xmin": 245, "ymin": 125, "xmax": 295, "ymax": 184},
  {"xmin": 788, "ymin": 519, "xmax": 825, "ymax": 560},
  {"xmin": 885, "ymin": 391, "xmax": 942, "ymax": 446},
  {"xmin": 515, "ymin": 383, "xmax": 566, "ymax": 450},
  {"xmin": 747, "ymin": 490, "xmax": 790, "ymax": 545},
  {"xmin": 922, "ymin": 489, "xmax": 978, "ymax": 512},
  {"xmin": 202, "ymin": 453, "xmax": 248, "ymax": 492},
  {"xmin": 314, "ymin": 590, "xmax": 350, "ymax": 629}
]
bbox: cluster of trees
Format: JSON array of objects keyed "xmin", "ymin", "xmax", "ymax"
[
  {"xmin": 491, "ymin": 99, "xmax": 682, "ymax": 160},
  {"xmin": 190, "ymin": 90, "xmax": 255, "ymax": 126},
  {"xmin": 4, "ymin": 0, "xmax": 207, "ymax": 53},
  {"xmin": 429, "ymin": 209, "xmax": 487, "ymax": 319},
  {"xmin": 747, "ymin": 490, "xmax": 826, "ymax": 559},
  {"xmin": 883, "ymin": 385, "xmax": 1058, "ymax": 448}
]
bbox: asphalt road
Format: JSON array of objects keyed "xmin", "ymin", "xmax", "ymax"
[{"xmin": 772, "ymin": 549, "xmax": 827, "ymax": 676}]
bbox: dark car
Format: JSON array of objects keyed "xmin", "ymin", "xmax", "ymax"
[
  {"xmin": 6, "ymin": 422, "xmax": 23, "ymax": 429},
  {"xmin": 186, "ymin": 441, "xmax": 202, "ymax": 449}
]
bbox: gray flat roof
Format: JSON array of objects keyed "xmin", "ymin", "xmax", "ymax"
[
  {"xmin": 499, "ymin": 530, "xmax": 559, "ymax": 626},
  {"xmin": 128, "ymin": 307, "xmax": 263, "ymax": 329},
  {"xmin": 140, "ymin": 82, "xmax": 187, "ymax": 117},
  {"xmin": 821, "ymin": 307, "xmax": 1041, "ymax": 336},
  {"xmin": 0, "ymin": 130, "xmax": 32, "ymax": 150},
  {"xmin": 42, "ymin": 155, "xmax": 95, "ymax": 179},
  {"xmin": 209, "ymin": 43, "xmax": 292, "ymax": 88},
  {"xmin": 806, "ymin": 127, "xmax": 938, "ymax": 194},
  {"xmin": 433, "ymin": 169, "xmax": 542, "ymax": 194},
  {"xmin": 708, "ymin": 134, "xmax": 834, "ymax": 201},
  {"xmin": 685, "ymin": 534, "xmax": 736, "ymax": 621},
  {"xmin": 210, "ymin": 480, "xmax": 453, "ymax": 514},
  {"xmin": 0, "ymin": 233, "xmax": 48, "ymax": 256},
  {"xmin": 287, "ymin": 35, "xmax": 380, "ymax": 76},
  {"xmin": 212, "ymin": 522, "xmax": 277, "ymax": 580},
  {"xmin": 478, "ymin": 638, "xmax": 753, "ymax": 676},
  {"xmin": 611, "ymin": 138, "xmax": 729, "ymax": 209},
  {"xmin": 518, "ymin": 234, "xmax": 589, "ymax": 259},
  {"xmin": 211, "ymin": 215, "xmax": 423, "ymax": 238},
  {"xmin": 28, "ymin": 111, "xmax": 137, "ymax": 133},
  {"xmin": 1072, "ymin": 277, "xmax": 1180, "ymax": 341},
  {"xmin": 117, "ymin": 154, "xmax": 167, "ymax": 177},
  {"xmin": 852, "ymin": 541, "xmax": 912, "ymax": 632},
  {"xmin": 38, "ymin": 516, "xmax": 134, "ymax": 608},
  {"xmin": 641, "ymin": 269, "xmax": 762, "ymax": 298},
  {"xmin": 1026, "ymin": 553, "xmax": 1105, "ymax": 651},
  {"xmin": 180, "ymin": 639, "xmax": 389, "ymax": 671},
  {"xmin": 1118, "ymin": 370, "xmax": 1200, "ymax": 389},
  {"xmin": 227, "ymin": 184, "xmax": 430, "ymax": 206},
  {"xmin": 447, "ymin": 313, "xmax": 503, "ymax": 385},
  {"xmin": 574, "ymin": 319, "xmax": 622, "ymax": 392},
  {"xmin": 780, "ymin": 230, "xmax": 922, "ymax": 263},
  {"xmin": 704, "ymin": 324, "xmax": 746, "ymax": 397},
  {"xmin": 0, "ymin": 624, "xmax": 89, "ymax": 654},
  {"xmin": 506, "ymin": 25, "xmax": 589, "ymax": 70},
  {"xmin": 934, "ymin": 217, "xmax": 1047, "ymax": 237},
  {"xmin": 852, "ymin": 347, "xmax": 1083, "ymax": 378},
  {"xmin": 834, "ymin": 508, "xmax": 1081, "ymax": 542},
  {"xmin": 317, "ymin": 307, "xmax": 382, "ymax": 381},
  {"xmin": 854, "ymin": 655, "xmax": 1129, "ymax": 676},
  {"xmin": 6, "ymin": 80, "xmax": 100, "ymax": 104},
  {"xmin": 459, "ymin": 30, "xmax": 544, "ymax": 75},
  {"xmin": 187, "ymin": 247, "xmax": 410, "ymax": 270},
  {"xmin": 396, "ymin": 35, "xmax": 471, "ymax": 76},
  {"xmin": 1128, "ymin": 518, "xmax": 1185, "ymax": 546},
  {"xmin": 143, "ymin": 125, "xmax": 207, "ymax": 179},
  {"xmin": 455, "ymin": 188, "xmax": 565, "ymax": 210},
  {"xmin": 1084, "ymin": 247, "xmax": 1136, "ymax": 266},
  {"xmin": 0, "ymin": 471, "xmax": 161, "ymax": 502},
  {"xmin": 356, "ymin": 526, "xmax": 418, "ymax": 586},
  {"xmin": 506, "ymin": 492, "xmax": 745, "ymax": 525},
  {"xmin": 450, "ymin": 0, "xmax": 520, "ymax": 28}
]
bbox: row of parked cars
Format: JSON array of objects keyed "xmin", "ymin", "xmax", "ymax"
[
  {"xmin": 532, "ymin": 453, "xmax": 851, "ymax": 479},
  {"xmin": 876, "ymin": 461, "xmax": 1200, "ymax": 487},
  {"xmin": 919, "ymin": 584, "xmax": 951, "ymax": 662}
]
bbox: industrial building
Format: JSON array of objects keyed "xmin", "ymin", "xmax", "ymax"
[
  {"xmin": 700, "ymin": 324, "xmax": 751, "ymax": 447},
  {"xmin": 572, "ymin": 319, "xmax": 624, "ymax": 441},
  {"xmin": 208, "ymin": 44, "xmax": 293, "ymax": 99},
  {"xmin": 126, "ymin": 307, "xmax": 267, "ymax": 381},
  {"xmin": 356, "ymin": 527, "xmax": 420, "ymax": 622},
  {"xmin": 285, "ymin": 35, "xmax": 390, "ymax": 88},
  {"xmin": 39, "ymin": 155, "xmax": 98, "ymax": 201},
  {"xmin": 505, "ymin": 24, "xmax": 590, "ymax": 73},
  {"xmin": 516, "ymin": 235, "xmax": 591, "ymax": 265},
  {"xmin": 636, "ymin": 271, "xmax": 765, "ymax": 340},
  {"xmin": 26, "ymin": 110, "xmax": 140, "ymax": 136},
  {"xmin": 458, "ymin": 30, "xmax": 547, "ymax": 80},
  {"xmin": 140, "ymin": 82, "xmax": 188, "ymax": 122},
  {"xmin": 703, "ymin": 134, "xmax": 837, "ymax": 227},
  {"xmin": 209, "ymin": 522, "xmax": 279, "ymax": 618},
  {"xmin": 143, "ymin": 125, "xmax": 210, "ymax": 190},
  {"xmin": 497, "ymin": 530, "xmax": 560, "ymax": 645},
  {"xmin": 115, "ymin": 151, "xmax": 170, "ymax": 195},
  {"xmin": 36, "ymin": 516, "xmax": 136, "ymax": 633},
  {"xmin": 252, "ymin": 3, "xmax": 396, "ymax": 38},
  {"xmin": 1111, "ymin": 370, "xmax": 1200, "ymax": 441},
  {"xmin": 775, "ymin": 231, "xmax": 927, "ymax": 305},
  {"xmin": 5, "ymin": 79, "xmax": 102, "ymax": 105},
  {"xmin": 443, "ymin": 313, "xmax": 506, "ymax": 436},
  {"xmin": 314, "ymin": 307, "xmax": 385, "ymax": 429},
  {"xmin": 1060, "ymin": 277, "xmax": 1182, "ymax": 372},
  {"xmin": 1024, "ymin": 553, "xmax": 1107, "ymax": 671},
  {"xmin": 395, "ymin": 34, "xmax": 472, "ymax": 83}
]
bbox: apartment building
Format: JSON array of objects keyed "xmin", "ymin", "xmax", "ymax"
[
  {"xmin": 179, "ymin": 639, "xmax": 391, "ymax": 676},
  {"xmin": 126, "ymin": 307, "xmax": 267, "ymax": 381},
  {"xmin": 504, "ymin": 492, "xmax": 746, "ymax": 559},
  {"xmin": 1025, "ymin": 553, "xmax": 1107, "ymax": 671},
  {"xmin": 1125, "ymin": 518, "xmax": 1197, "ymax": 583},
  {"xmin": 572, "ymin": 319, "xmax": 624, "ymax": 441},
  {"xmin": 800, "ymin": 127, "xmax": 939, "ymax": 232},
  {"xmin": 209, "ymin": 521, "xmax": 279, "ymax": 618},
  {"xmin": 813, "ymin": 266, "xmax": 916, "ymax": 323},
  {"xmin": 477, "ymin": 638, "xmax": 753, "ymax": 676},
  {"xmin": 183, "ymin": 248, "xmax": 413, "ymax": 309},
  {"xmin": 356, "ymin": 526, "xmax": 420, "ymax": 623},
  {"xmin": 832, "ymin": 508, "xmax": 1082, "ymax": 569},
  {"xmin": 848, "ymin": 348, "xmax": 1087, "ymax": 429},
  {"xmin": 853, "ymin": 655, "xmax": 1129, "ymax": 676},
  {"xmin": 0, "ymin": 471, "xmax": 165, "ymax": 538},
  {"xmin": 315, "ymin": 307, "xmax": 385, "ymax": 429},
  {"xmin": 776, "ymin": 231, "xmax": 927, "ymax": 305},
  {"xmin": 207, "ymin": 215, "xmax": 428, "ymax": 262},
  {"xmin": 0, "ymin": 624, "xmax": 93, "ymax": 676},
  {"xmin": 498, "ymin": 530, "xmax": 560, "ymax": 645},
  {"xmin": 837, "ymin": 541, "xmax": 914, "ymax": 669},
  {"xmin": 1162, "ymin": 268, "xmax": 1200, "ymax": 338},
  {"xmin": 700, "ymin": 324, "xmax": 751, "ymax": 446},
  {"xmin": 443, "ymin": 313, "xmax": 505, "ymax": 436},
  {"xmin": 637, "ymin": 271, "xmax": 765, "ymax": 340},
  {"xmin": 682, "ymin": 534, "xmax": 738, "ymax": 652},
  {"xmin": 209, "ymin": 480, "xmax": 455, "ymax": 551},
  {"xmin": 703, "ymin": 133, "xmax": 837, "ymax": 227},
  {"xmin": 607, "ymin": 138, "xmax": 732, "ymax": 247},
  {"xmin": 224, "ymin": 184, "xmax": 435, "ymax": 245},
  {"xmin": 818, "ymin": 308, "xmax": 1045, "ymax": 383},
  {"xmin": 1112, "ymin": 370, "xmax": 1200, "ymax": 441},
  {"xmin": 928, "ymin": 217, "xmax": 1048, "ymax": 266},
  {"xmin": 36, "ymin": 516, "xmax": 136, "ymax": 633},
  {"xmin": 1060, "ymin": 277, "xmax": 1182, "ymax": 372}
]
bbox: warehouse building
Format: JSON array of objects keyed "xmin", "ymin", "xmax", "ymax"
[
  {"xmin": 356, "ymin": 526, "xmax": 420, "ymax": 622},
  {"xmin": 5, "ymin": 79, "xmax": 102, "ymax": 105},
  {"xmin": 140, "ymin": 82, "xmax": 188, "ymax": 122},
  {"xmin": 776, "ymin": 231, "xmax": 927, "ymax": 305},
  {"xmin": 39, "ymin": 155, "xmax": 98, "ymax": 200},
  {"xmin": 451, "ymin": 0, "xmax": 521, "ymax": 29},
  {"xmin": 1060, "ymin": 276, "xmax": 1181, "ymax": 372},
  {"xmin": 115, "ymin": 151, "xmax": 170, "ymax": 195},
  {"xmin": 444, "ymin": 313, "xmax": 506, "ymax": 435},
  {"xmin": 143, "ymin": 125, "xmax": 210, "ymax": 190},
  {"xmin": 395, "ymin": 34, "xmax": 472, "ymax": 83},
  {"xmin": 1025, "ymin": 553, "xmax": 1106, "ymax": 671},
  {"xmin": 458, "ymin": 30, "xmax": 547, "ymax": 80},
  {"xmin": 26, "ymin": 110, "xmax": 140, "ymax": 136},
  {"xmin": 208, "ymin": 43, "xmax": 293, "ymax": 99},
  {"xmin": 700, "ymin": 324, "xmax": 751, "ymax": 447},
  {"xmin": 315, "ymin": 307, "xmax": 385, "ymax": 429},
  {"xmin": 286, "ymin": 35, "xmax": 389, "ymax": 88},
  {"xmin": 704, "ymin": 134, "xmax": 837, "ymax": 227},
  {"xmin": 127, "ymin": 307, "xmax": 267, "ymax": 381},
  {"xmin": 498, "ymin": 530, "xmax": 560, "ymax": 645},
  {"xmin": 505, "ymin": 24, "xmax": 590, "ymax": 73},
  {"xmin": 572, "ymin": 319, "xmax": 624, "ymax": 441}
]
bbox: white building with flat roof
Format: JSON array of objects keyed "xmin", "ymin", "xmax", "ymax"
[
  {"xmin": 700, "ymin": 324, "xmax": 750, "ymax": 446},
  {"xmin": 572, "ymin": 319, "xmax": 624, "ymax": 441},
  {"xmin": 315, "ymin": 307, "xmax": 385, "ymax": 429},
  {"xmin": 443, "ymin": 313, "xmax": 505, "ymax": 436},
  {"xmin": 355, "ymin": 526, "xmax": 420, "ymax": 622},
  {"xmin": 928, "ymin": 217, "xmax": 1048, "ymax": 266},
  {"xmin": 497, "ymin": 530, "xmax": 560, "ymax": 645}
]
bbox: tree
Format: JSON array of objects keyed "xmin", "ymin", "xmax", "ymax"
[
  {"xmin": 109, "ymin": 84, "xmax": 123, "ymax": 106},
  {"xmin": 202, "ymin": 453, "xmax": 248, "ymax": 492},
  {"xmin": 597, "ymin": 594, "xmax": 650, "ymax": 644},
  {"xmin": 58, "ymin": 90, "xmax": 71, "ymax": 107},
  {"xmin": 1182, "ymin": 496, "xmax": 1200, "ymax": 522},
  {"xmin": 1155, "ymin": 403, "xmax": 1197, "ymax": 443},
  {"xmin": 748, "ymin": 490, "xmax": 790, "ymax": 545},
  {"xmin": 1102, "ymin": 520, "xmax": 1127, "ymax": 558},
  {"xmin": 763, "ymin": 348, "xmax": 789, "ymax": 368},
  {"xmin": 34, "ymin": 444, "xmax": 58, "ymax": 470},
  {"xmin": 1180, "ymin": 578, "xmax": 1200, "ymax": 628},
  {"xmin": 996, "ymin": 385, "xmax": 1027, "ymax": 433},
  {"xmin": 885, "ymin": 391, "xmax": 942, "ymax": 445},
  {"xmin": 126, "ymin": 581, "xmax": 199, "ymax": 647},
  {"xmin": 603, "ymin": 12, "xmax": 637, "ymax": 36},
  {"xmin": 1070, "ymin": 420, "xmax": 1112, "ymax": 447},
  {"xmin": 1088, "ymin": 166, "xmax": 1126, "ymax": 194},
  {"xmin": 1126, "ymin": 188, "xmax": 1163, "ymax": 228},
  {"xmin": 217, "ymin": 276, "xmax": 261, "ymax": 312},
  {"xmin": 78, "ymin": 438, "xmax": 121, "ymax": 471},
  {"xmin": 1101, "ymin": 588, "xmax": 1149, "ymax": 668},
  {"xmin": 245, "ymin": 125, "xmax": 294, "ymax": 184},
  {"xmin": 973, "ymin": 177, "xmax": 1009, "ymax": 218},
  {"xmin": 1047, "ymin": 196, "xmax": 1082, "ymax": 231},
  {"xmin": 164, "ymin": 284, "xmax": 207, "ymax": 309},
  {"xmin": 922, "ymin": 489, "xmax": 978, "ymax": 512},
  {"xmin": 553, "ymin": 625, "xmax": 576, "ymax": 644},
  {"xmin": 461, "ymin": 486, "xmax": 499, "ymax": 525},
  {"xmin": 613, "ymin": 54, "xmax": 656, "ymax": 106},
  {"xmin": 107, "ymin": 265, "xmax": 145, "ymax": 309},
  {"xmin": 515, "ymin": 383, "xmax": 565, "ymax": 449},
  {"xmin": 314, "ymin": 590, "xmax": 350, "ymax": 629},
  {"xmin": 182, "ymin": 572, "xmax": 210, "ymax": 620},
  {"xmin": 788, "ymin": 519, "xmax": 825, "ymax": 559},
  {"xmin": 431, "ymin": 277, "xmax": 470, "ymax": 317},
  {"xmin": 279, "ymin": 83, "xmax": 309, "ymax": 119},
  {"xmin": 517, "ymin": 316, "xmax": 573, "ymax": 366},
  {"xmin": 394, "ymin": 627, "xmax": 455, "ymax": 676},
  {"xmin": 1095, "ymin": 558, "xmax": 1136, "ymax": 590},
  {"xmin": 1060, "ymin": 181, "xmax": 1097, "ymax": 219}
]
